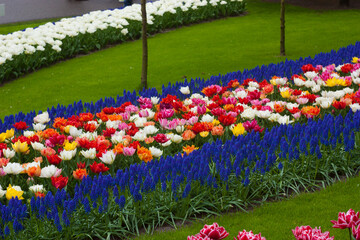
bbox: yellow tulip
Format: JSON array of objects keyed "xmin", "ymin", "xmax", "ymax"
[
  {"xmin": 352, "ymin": 57, "xmax": 359, "ymax": 64},
  {"xmin": 6, "ymin": 185, "xmax": 24, "ymax": 200},
  {"xmin": 5, "ymin": 129, "xmax": 14, "ymax": 139},
  {"xmin": 64, "ymin": 125, "xmax": 71, "ymax": 134},
  {"xmin": 212, "ymin": 119, "xmax": 220, "ymax": 126},
  {"xmin": 64, "ymin": 141, "xmax": 77, "ymax": 151},
  {"xmin": 280, "ymin": 90, "xmax": 291, "ymax": 99},
  {"xmin": 232, "ymin": 123, "xmax": 246, "ymax": 137},
  {"xmin": 0, "ymin": 133, "xmax": 6, "ymax": 142},
  {"xmin": 12, "ymin": 141, "xmax": 29, "ymax": 154},
  {"xmin": 337, "ymin": 79, "xmax": 347, "ymax": 87},
  {"xmin": 326, "ymin": 77, "xmax": 338, "ymax": 87},
  {"xmin": 199, "ymin": 131, "xmax": 209, "ymax": 138},
  {"xmin": 270, "ymin": 78, "xmax": 277, "ymax": 86}
]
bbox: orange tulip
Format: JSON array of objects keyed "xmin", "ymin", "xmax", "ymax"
[{"xmin": 73, "ymin": 168, "xmax": 88, "ymax": 180}]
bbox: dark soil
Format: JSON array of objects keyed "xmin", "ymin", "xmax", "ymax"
[{"xmin": 262, "ymin": 0, "xmax": 360, "ymax": 10}]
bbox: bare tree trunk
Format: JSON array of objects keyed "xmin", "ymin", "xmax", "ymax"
[
  {"xmin": 339, "ymin": 0, "xmax": 350, "ymax": 7},
  {"xmin": 141, "ymin": 0, "xmax": 148, "ymax": 89},
  {"xmin": 280, "ymin": 0, "xmax": 285, "ymax": 56}
]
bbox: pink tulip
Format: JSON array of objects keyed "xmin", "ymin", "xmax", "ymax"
[
  {"xmin": 261, "ymin": 98, "xmax": 270, "ymax": 104},
  {"xmin": 296, "ymin": 97, "xmax": 309, "ymax": 105},
  {"xmin": 120, "ymin": 112, "xmax": 130, "ymax": 121},
  {"xmin": 331, "ymin": 209, "xmax": 360, "ymax": 229},
  {"xmin": 352, "ymin": 224, "xmax": 360, "ymax": 240},
  {"xmin": 118, "ymin": 122, "xmax": 129, "ymax": 130},
  {"xmin": 293, "ymin": 112, "xmax": 302, "ymax": 119},
  {"xmin": 139, "ymin": 109, "xmax": 149, "ymax": 118},
  {"xmin": 250, "ymin": 100, "xmax": 262, "ymax": 106},
  {"xmin": 168, "ymin": 119, "xmax": 179, "ymax": 130},
  {"xmin": 124, "ymin": 105, "xmax": 139, "ymax": 113},
  {"xmin": 158, "ymin": 118, "xmax": 169, "ymax": 129},
  {"xmin": 192, "ymin": 98, "xmax": 206, "ymax": 106},
  {"xmin": 187, "ymin": 235, "xmax": 211, "ymax": 240},
  {"xmin": 292, "ymin": 226, "xmax": 334, "ymax": 240},
  {"xmin": 197, "ymin": 105, "xmax": 207, "ymax": 115},
  {"xmin": 198, "ymin": 223, "xmax": 229, "ymax": 240},
  {"xmin": 45, "ymin": 139, "xmax": 55, "ymax": 148},
  {"xmin": 234, "ymin": 230, "xmax": 266, "ymax": 240},
  {"xmin": 243, "ymin": 119, "xmax": 264, "ymax": 133},
  {"xmin": 123, "ymin": 147, "xmax": 136, "ymax": 156},
  {"xmin": 158, "ymin": 109, "xmax": 174, "ymax": 119},
  {"xmin": 0, "ymin": 168, "xmax": 6, "ymax": 177},
  {"xmin": 187, "ymin": 116, "xmax": 199, "ymax": 125}
]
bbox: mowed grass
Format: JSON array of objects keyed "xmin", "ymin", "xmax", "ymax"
[
  {"xmin": 135, "ymin": 175, "xmax": 360, "ymax": 240},
  {"xmin": 0, "ymin": 0, "xmax": 360, "ymax": 119},
  {"xmin": 0, "ymin": 18, "xmax": 62, "ymax": 35}
]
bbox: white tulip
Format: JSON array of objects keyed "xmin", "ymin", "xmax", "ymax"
[
  {"xmin": 29, "ymin": 184, "xmax": 45, "ymax": 193},
  {"xmin": 3, "ymin": 149, "xmax": 15, "ymax": 159},
  {"xmin": 80, "ymin": 148, "xmax": 97, "ymax": 159},
  {"xmin": 180, "ymin": 86, "xmax": 190, "ymax": 95},
  {"xmin": 350, "ymin": 103, "xmax": 360, "ymax": 113},
  {"xmin": 3, "ymin": 162, "xmax": 24, "ymax": 175},
  {"xmin": 149, "ymin": 147, "xmax": 163, "ymax": 157},
  {"xmin": 40, "ymin": 165, "xmax": 60, "ymax": 178},
  {"xmin": 100, "ymin": 151, "xmax": 117, "ymax": 165},
  {"xmin": 33, "ymin": 123, "xmax": 46, "ymax": 131},
  {"xmin": 34, "ymin": 111, "xmax": 50, "ymax": 124},
  {"xmin": 31, "ymin": 142, "xmax": 45, "ymax": 151}
]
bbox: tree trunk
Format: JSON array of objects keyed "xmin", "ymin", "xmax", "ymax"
[
  {"xmin": 280, "ymin": 0, "xmax": 285, "ymax": 56},
  {"xmin": 339, "ymin": 0, "xmax": 350, "ymax": 7},
  {"xmin": 141, "ymin": 0, "xmax": 148, "ymax": 89}
]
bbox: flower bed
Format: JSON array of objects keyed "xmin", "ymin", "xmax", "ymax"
[
  {"xmin": 187, "ymin": 211, "xmax": 360, "ymax": 240},
  {"xmin": 0, "ymin": 42, "xmax": 360, "ymax": 238},
  {"xmin": 0, "ymin": 0, "xmax": 245, "ymax": 83}
]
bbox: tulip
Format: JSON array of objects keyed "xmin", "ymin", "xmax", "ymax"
[
  {"xmin": 6, "ymin": 184, "xmax": 24, "ymax": 200},
  {"xmin": 198, "ymin": 223, "xmax": 229, "ymax": 240},
  {"xmin": 12, "ymin": 141, "xmax": 29, "ymax": 154},
  {"xmin": 3, "ymin": 149, "xmax": 15, "ymax": 159},
  {"xmin": 3, "ymin": 162, "xmax": 24, "ymax": 175},
  {"xmin": 73, "ymin": 169, "xmax": 88, "ymax": 180},
  {"xmin": 80, "ymin": 148, "xmax": 97, "ymax": 159},
  {"xmin": 180, "ymin": 86, "xmax": 190, "ymax": 95},
  {"xmin": 149, "ymin": 147, "xmax": 163, "ymax": 157},
  {"xmin": 29, "ymin": 184, "xmax": 45, "ymax": 193},
  {"xmin": 123, "ymin": 147, "xmax": 136, "ymax": 156},
  {"xmin": 100, "ymin": 150, "xmax": 117, "ymax": 164},
  {"xmin": 331, "ymin": 209, "xmax": 360, "ymax": 229}
]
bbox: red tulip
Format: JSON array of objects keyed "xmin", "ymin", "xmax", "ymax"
[
  {"xmin": 90, "ymin": 161, "xmax": 109, "ymax": 174},
  {"xmin": 51, "ymin": 175, "xmax": 68, "ymax": 190},
  {"xmin": 187, "ymin": 235, "xmax": 211, "ymax": 240},
  {"xmin": 198, "ymin": 223, "xmax": 229, "ymax": 240},
  {"xmin": 47, "ymin": 155, "xmax": 62, "ymax": 165},
  {"xmin": 352, "ymin": 224, "xmax": 360, "ymax": 240},
  {"xmin": 235, "ymin": 230, "xmax": 266, "ymax": 240},
  {"xmin": 292, "ymin": 226, "xmax": 334, "ymax": 240},
  {"xmin": 331, "ymin": 209, "xmax": 360, "ymax": 229}
]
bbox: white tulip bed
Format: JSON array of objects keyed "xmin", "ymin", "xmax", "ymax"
[{"xmin": 0, "ymin": 0, "xmax": 245, "ymax": 83}]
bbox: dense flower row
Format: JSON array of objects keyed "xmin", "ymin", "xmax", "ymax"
[
  {"xmin": 1, "ymin": 107, "xmax": 359, "ymax": 238},
  {"xmin": 0, "ymin": 42, "xmax": 360, "ymax": 238},
  {"xmin": 1, "ymin": 61, "xmax": 360, "ymax": 238},
  {"xmin": 187, "ymin": 209, "xmax": 360, "ymax": 240},
  {"xmin": 0, "ymin": 0, "xmax": 245, "ymax": 83},
  {"xmin": 1, "ymin": 57, "xmax": 360, "ymax": 201}
]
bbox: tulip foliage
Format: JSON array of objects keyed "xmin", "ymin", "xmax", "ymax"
[
  {"xmin": 0, "ymin": 0, "xmax": 246, "ymax": 83},
  {"xmin": 1, "ymin": 41, "xmax": 360, "ymax": 238}
]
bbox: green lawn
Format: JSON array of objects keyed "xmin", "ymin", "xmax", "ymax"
[
  {"xmin": 135, "ymin": 175, "xmax": 360, "ymax": 240},
  {"xmin": 0, "ymin": 18, "xmax": 62, "ymax": 35},
  {"xmin": 1, "ymin": 0, "xmax": 360, "ymax": 119}
]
